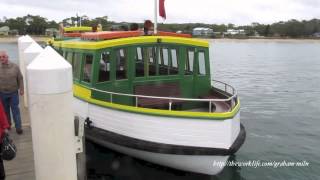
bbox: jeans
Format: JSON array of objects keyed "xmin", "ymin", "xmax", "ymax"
[{"xmin": 0, "ymin": 91, "xmax": 22, "ymax": 129}]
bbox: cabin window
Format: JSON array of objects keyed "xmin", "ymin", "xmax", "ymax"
[
  {"xmin": 73, "ymin": 52, "xmax": 82, "ymax": 80},
  {"xmin": 159, "ymin": 47, "xmax": 169, "ymax": 75},
  {"xmin": 135, "ymin": 47, "xmax": 157, "ymax": 77},
  {"xmin": 116, "ymin": 48, "xmax": 127, "ymax": 80},
  {"xmin": 136, "ymin": 47, "xmax": 143, "ymax": 61},
  {"xmin": 66, "ymin": 52, "xmax": 73, "ymax": 65},
  {"xmin": 135, "ymin": 47, "xmax": 144, "ymax": 77},
  {"xmin": 198, "ymin": 51, "xmax": 206, "ymax": 75},
  {"xmin": 163, "ymin": 48, "xmax": 169, "ymax": 66},
  {"xmin": 98, "ymin": 51, "xmax": 111, "ymax": 82},
  {"xmin": 146, "ymin": 47, "xmax": 157, "ymax": 76},
  {"xmin": 170, "ymin": 48, "xmax": 179, "ymax": 75},
  {"xmin": 185, "ymin": 50, "xmax": 194, "ymax": 75},
  {"xmin": 82, "ymin": 54, "xmax": 93, "ymax": 83},
  {"xmin": 63, "ymin": 51, "xmax": 67, "ymax": 60}
]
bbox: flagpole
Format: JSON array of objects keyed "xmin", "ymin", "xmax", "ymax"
[{"xmin": 154, "ymin": 0, "xmax": 158, "ymax": 34}]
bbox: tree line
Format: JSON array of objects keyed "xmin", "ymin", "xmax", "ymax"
[
  {"xmin": 158, "ymin": 19, "xmax": 320, "ymax": 37},
  {"xmin": 0, "ymin": 15, "xmax": 113, "ymax": 35},
  {"xmin": 1, "ymin": 14, "xmax": 320, "ymax": 38}
]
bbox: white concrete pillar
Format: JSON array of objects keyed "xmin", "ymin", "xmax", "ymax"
[
  {"xmin": 22, "ymin": 42, "xmax": 43, "ymax": 107},
  {"xmin": 18, "ymin": 35, "xmax": 35, "ymax": 68},
  {"xmin": 27, "ymin": 46, "xmax": 77, "ymax": 180},
  {"xmin": 18, "ymin": 35, "xmax": 35, "ymax": 107}
]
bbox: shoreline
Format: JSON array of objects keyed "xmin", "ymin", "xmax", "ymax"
[
  {"xmin": 0, "ymin": 36, "xmax": 50, "ymax": 43},
  {"xmin": 209, "ymin": 38, "xmax": 320, "ymax": 43},
  {"xmin": 197, "ymin": 37, "xmax": 320, "ymax": 43}
]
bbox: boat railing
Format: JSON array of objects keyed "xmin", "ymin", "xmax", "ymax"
[
  {"xmin": 90, "ymin": 80, "xmax": 238, "ymax": 113},
  {"xmin": 211, "ymin": 79, "xmax": 237, "ymax": 98}
]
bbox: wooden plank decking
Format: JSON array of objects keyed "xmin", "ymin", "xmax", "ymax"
[
  {"xmin": 4, "ymin": 98, "xmax": 35, "ymax": 180},
  {"xmin": 5, "ymin": 127, "xmax": 35, "ymax": 180}
]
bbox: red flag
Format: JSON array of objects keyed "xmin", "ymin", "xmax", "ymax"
[{"xmin": 159, "ymin": 0, "xmax": 166, "ymax": 19}]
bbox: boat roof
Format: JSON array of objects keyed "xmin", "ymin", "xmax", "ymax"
[{"xmin": 53, "ymin": 35, "xmax": 209, "ymax": 50}]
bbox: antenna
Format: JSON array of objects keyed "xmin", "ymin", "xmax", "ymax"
[
  {"xmin": 76, "ymin": 13, "xmax": 82, "ymax": 27},
  {"xmin": 154, "ymin": 0, "xmax": 158, "ymax": 34},
  {"xmin": 76, "ymin": 13, "xmax": 78, "ymax": 27}
]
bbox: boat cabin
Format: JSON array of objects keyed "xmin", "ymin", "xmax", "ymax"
[{"xmin": 53, "ymin": 32, "xmax": 237, "ymax": 114}]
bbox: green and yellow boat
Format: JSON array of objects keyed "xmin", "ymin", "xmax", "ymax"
[{"xmin": 52, "ymin": 29, "xmax": 245, "ymax": 175}]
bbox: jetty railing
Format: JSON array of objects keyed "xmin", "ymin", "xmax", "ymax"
[{"xmin": 91, "ymin": 80, "xmax": 238, "ymax": 113}]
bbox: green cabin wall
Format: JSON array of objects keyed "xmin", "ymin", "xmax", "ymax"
[{"xmin": 59, "ymin": 42, "xmax": 212, "ymax": 109}]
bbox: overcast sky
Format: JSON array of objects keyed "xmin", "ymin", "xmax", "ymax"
[{"xmin": 1, "ymin": 0, "xmax": 320, "ymax": 25}]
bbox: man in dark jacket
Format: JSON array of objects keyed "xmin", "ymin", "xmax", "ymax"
[{"xmin": 0, "ymin": 51, "xmax": 23, "ymax": 135}]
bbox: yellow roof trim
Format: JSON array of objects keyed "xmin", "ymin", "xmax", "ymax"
[
  {"xmin": 54, "ymin": 36, "xmax": 209, "ymax": 50},
  {"xmin": 64, "ymin": 26, "xmax": 92, "ymax": 32}
]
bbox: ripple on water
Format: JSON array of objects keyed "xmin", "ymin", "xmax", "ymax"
[{"xmin": 212, "ymin": 40, "xmax": 320, "ymax": 179}]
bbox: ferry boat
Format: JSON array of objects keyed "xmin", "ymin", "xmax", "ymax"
[{"xmin": 52, "ymin": 28, "xmax": 245, "ymax": 175}]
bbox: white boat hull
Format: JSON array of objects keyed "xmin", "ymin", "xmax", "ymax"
[
  {"xmin": 73, "ymin": 98, "xmax": 245, "ymax": 175},
  {"xmin": 97, "ymin": 140, "xmax": 230, "ymax": 175}
]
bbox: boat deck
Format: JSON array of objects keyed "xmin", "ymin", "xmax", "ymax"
[
  {"xmin": 134, "ymin": 83, "xmax": 231, "ymax": 112},
  {"xmin": 91, "ymin": 80, "xmax": 237, "ymax": 114}
]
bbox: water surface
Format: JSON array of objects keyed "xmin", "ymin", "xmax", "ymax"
[{"xmin": 211, "ymin": 39, "xmax": 320, "ymax": 180}]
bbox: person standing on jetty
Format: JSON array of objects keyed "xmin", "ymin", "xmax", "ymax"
[
  {"xmin": 0, "ymin": 51, "xmax": 23, "ymax": 135},
  {"xmin": 0, "ymin": 101, "xmax": 9, "ymax": 180}
]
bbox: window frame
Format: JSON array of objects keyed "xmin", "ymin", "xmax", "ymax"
[
  {"xmin": 72, "ymin": 52, "xmax": 83, "ymax": 81},
  {"xmin": 157, "ymin": 45, "xmax": 180, "ymax": 76},
  {"xmin": 197, "ymin": 50, "xmax": 207, "ymax": 76},
  {"xmin": 185, "ymin": 48, "xmax": 195, "ymax": 75},
  {"xmin": 81, "ymin": 53, "xmax": 94, "ymax": 85},
  {"xmin": 115, "ymin": 48, "xmax": 128, "ymax": 81},
  {"xmin": 169, "ymin": 48, "xmax": 179, "ymax": 75},
  {"xmin": 135, "ymin": 46, "xmax": 145, "ymax": 78},
  {"xmin": 96, "ymin": 50, "xmax": 111, "ymax": 83}
]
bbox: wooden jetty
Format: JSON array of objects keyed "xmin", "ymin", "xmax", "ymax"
[{"xmin": 4, "ymin": 99, "xmax": 35, "ymax": 180}]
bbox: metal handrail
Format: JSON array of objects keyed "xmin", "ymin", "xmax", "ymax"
[{"xmin": 90, "ymin": 80, "xmax": 238, "ymax": 113}]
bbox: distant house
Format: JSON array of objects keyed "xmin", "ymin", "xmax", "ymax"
[
  {"xmin": 224, "ymin": 29, "xmax": 246, "ymax": 35},
  {"xmin": 25, "ymin": 17, "xmax": 34, "ymax": 25},
  {"xmin": 312, "ymin": 32, "xmax": 320, "ymax": 38},
  {"xmin": 0, "ymin": 26, "xmax": 10, "ymax": 36},
  {"xmin": 81, "ymin": 15, "xmax": 90, "ymax": 21},
  {"xmin": 9, "ymin": 29, "xmax": 19, "ymax": 36},
  {"xmin": 45, "ymin": 28, "xmax": 59, "ymax": 37},
  {"xmin": 192, "ymin": 27, "xmax": 214, "ymax": 37}
]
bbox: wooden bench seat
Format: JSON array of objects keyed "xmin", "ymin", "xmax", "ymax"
[{"xmin": 135, "ymin": 83, "xmax": 184, "ymax": 108}]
